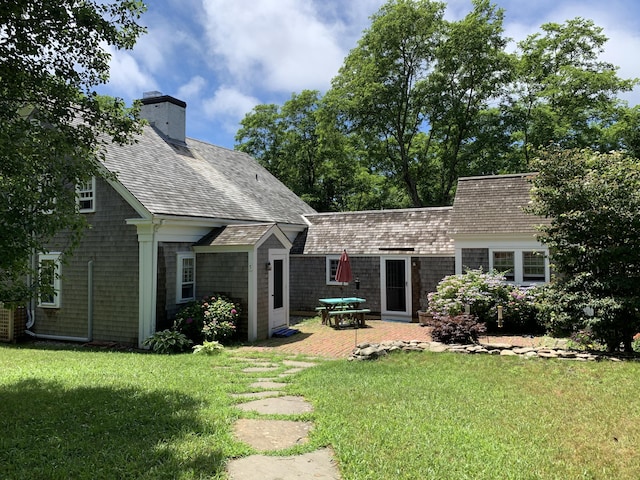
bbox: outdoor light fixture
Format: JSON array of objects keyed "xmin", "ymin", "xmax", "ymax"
[
  {"xmin": 266, "ymin": 262, "xmax": 271, "ymax": 271},
  {"xmin": 355, "ymin": 277, "xmax": 360, "ymax": 290}
]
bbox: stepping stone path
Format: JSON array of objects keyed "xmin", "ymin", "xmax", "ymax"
[{"xmin": 226, "ymin": 357, "xmax": 342, "ymax": 480}]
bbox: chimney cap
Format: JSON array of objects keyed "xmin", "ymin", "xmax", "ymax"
[
  {"xmin": 140, "ymin": 94, "xmax": 186, "ymax": 108},
  {"xmin": 143, "ymin": 90, "xmax": 163, "ymax": 98}
]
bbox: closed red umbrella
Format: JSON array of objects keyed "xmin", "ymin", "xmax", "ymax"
[{"xmin": 335, "ymin": 249, "xmax": 353, "ymax": 284}]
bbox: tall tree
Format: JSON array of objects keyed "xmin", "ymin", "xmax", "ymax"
[
  {"xmin": 0, "ymin": 1, "xmax": 146, "ymax": 302},
  {"xmin": 530, "ymin": 147, "xmax": 640, "ymax": 352},
  {"xmin": 425, "ymin": 0, "xmax": 512, "ymax": 203},
  {"xmin": 326, "ymin": 0, "xmax": 445, "ymax": 207},
  {"xmin": 505, "ymin": 18, "xmax": 638, "ymax": 167},
  {"xmin": 237, "ymin": 90, "xmax": 398, "ymax": 211}
]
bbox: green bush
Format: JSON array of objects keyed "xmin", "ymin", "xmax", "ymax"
[
  {"xmin": 427, "ymin": 269, "xmax": 544, "ymax": 333},
  {"xmin": 428, "ymin": 314, "xmax": 487, "ymax": 344},
  {"xmin": 174, "ymin": 294, "xmax": 239, "ymax": 344},
  {"xmin": 142, "ymin": 330, "xmax": 192, "ymax": 354}
]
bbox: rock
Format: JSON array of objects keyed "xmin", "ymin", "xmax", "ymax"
[
  {"xmin": 428, "ymin": 343, "xmax": 449, "ymax": 353},
  {"xmin": 482, "ymin": 343, "xmax": 512, "ymax": 350},
  {"xmin": 513, "ymin": 347, "xmax": 535, "ymax": 355},
  {"xmin": 500, "ymin": 350, "xmax": 518, "ymax": 356},
  {"xmin": 360, "ymin": 346, "xmax": 379, "ymax": 357},
  {"xmin": 537, "ymin": 351, "xmax": 559, "ymax": 359}
]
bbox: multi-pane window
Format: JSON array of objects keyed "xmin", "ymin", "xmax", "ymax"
[
  {"xmin": 522, "ymin": 251, "xmax": 546, "ymax": 282},
  {"xmin": 326, "ymin": 256, "xmax": 340, "ymax": 285},
  {"xmin": 77, "ymin": 177, "xmax": 96, "ymax": 213},
  {"xmin": 39, "ymin": 253, "xmax": 61, "ymax": 308},
  {"xmin": 492, "ymin": 251, "xmax": 515, "ymax": 281},
  {"xmin": 177, "ymin": 253, "xmax": 195, "ymax": 302},
  {"xmin": 490, "ymin": 249, "xmax": 548, "ymax": 284}
]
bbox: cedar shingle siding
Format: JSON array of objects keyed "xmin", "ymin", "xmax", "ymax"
[{"xmin": 36, "ymin": 178, "xmax": 141, "ymax": 344}]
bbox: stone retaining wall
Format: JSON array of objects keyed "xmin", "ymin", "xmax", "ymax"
[{"xmin": 349, "ymin": 340, "xmax": 623, "ymax": 362}]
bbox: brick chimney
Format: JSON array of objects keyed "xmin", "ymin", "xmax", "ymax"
[{"xmin": 140, "ymin": 91, "xmax": 186, "ymax": 144}]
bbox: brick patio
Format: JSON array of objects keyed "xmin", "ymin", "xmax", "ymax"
[{"xmin": 239, "ymin": 317, "xmax": 541, "ymax": 358}]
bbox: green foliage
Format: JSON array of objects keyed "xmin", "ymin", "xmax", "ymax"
[
  {"xmin": 234, "ymin": 3, "xmax": 638, "ymax": 212},
  {"xmin": 174, "ymin": 295, "xmax": 239, "ymax": 345},
  {"xmin": 530, "ymin": 148, "xmax": 640, "ymax": 351},
  {"xmin": 427, "ymin": 313, "xmax": 487, "ymax": 344},
  {"xmin": 0, "ymin": 1, "xmax": 145, "ymax": 302},
  {"xmin": 633, "ymin": 333, "xmax": 640, "ymax": 353},
  {"xmin": 427, "ymin": 269, "xmax": 544, "ymax": 333},
  {"xmin": 142, "ymin": 330, "xmax": 192, "ymax": 354},
  {"xmin": 192, "ymin": 341, "xmax": 224, "ymax": 356}
]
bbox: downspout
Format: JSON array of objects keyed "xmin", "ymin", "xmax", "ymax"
[
  {"xmin": 87, "ymin": 260, "xmax": 94, "ymax": 341},
  {"xmin": 25, "ymin": 258, "xmax": 92, "ymax": 343}
]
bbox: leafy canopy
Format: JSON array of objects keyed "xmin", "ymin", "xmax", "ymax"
[{"xmin": 0, "ymin": 1, "xmax": 146, "ymax": 302}]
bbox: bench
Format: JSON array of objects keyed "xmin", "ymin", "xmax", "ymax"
[{"xmin": 328, "ymin": 308, "xmax": 370, "ymax": 328}]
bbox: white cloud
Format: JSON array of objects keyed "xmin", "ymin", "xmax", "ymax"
[
  {"xmin": 200, "ymin": 0, "xmax": 346, "ymax": 92},
  {"xmin": 105, "ymin": 46, "xmax": 158, "ymax": 99},
  {"xmin": 203, "ymin": 86, "xmax": 260, "ymax": 123},
  {"xmin": 177, "ymin": 76, "xmax": 207, "ymax": 100}
]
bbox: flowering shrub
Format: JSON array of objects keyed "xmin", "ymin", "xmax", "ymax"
[
  {"xmin": 567, "ymin": 328, "xmax": 607, "ymax": 352},
  {"xmin": 428, "ymin": 314, "xmax": 487, "ymax": 344},
  {"xmin": 632, "ymin": 333, "xmax": 640, "ymax": 353},
  {"xmin": 427, "ymin": 269, "xmax": 544, "ymax": 333},
  {"xmin": 174, "ymin": 294, "xmax": 239, "ymax": 344}
]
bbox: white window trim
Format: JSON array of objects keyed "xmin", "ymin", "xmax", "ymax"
[
  {"xmin": 38, "ymin": 253, "xmax": 61, "ymax": 308},
  {"xmin": 489, "ymin": 248, "xmax": 549, "ymax": 285},
  {"xmin": 77, "ymin": 176, "xmax": 96, "ymax": 213},
  {"xmin": 176, "ymin": 252, "xmax": 196, "ymax": 303},
  {"xmin": 325, "ymin": 255, "xmax": 342, "ymax": 285}
]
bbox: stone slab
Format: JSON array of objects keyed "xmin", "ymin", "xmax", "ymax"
[
  {"xmin": 236, "ymin": 395, "xmax": 313, "ymax": 415},
  {"xmin": 282, "ymin": 360, "xmax": 317, "ymax": 368},
  {"xmin": 242, "ymin": 366, "xmax": 281, "ymax": 373},
  {"xmin": 226, "ymin": 448, "xmax": 341, "ymax": 480},
  {"xmin": 233, "ymin": 418, "xmax": 312, "ymax": 451}
]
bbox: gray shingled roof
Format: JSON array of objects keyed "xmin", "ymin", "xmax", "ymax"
[
  {"xmin": 195, "ymin": 224, "xmax": 276, "ymax": 247},
  {"xmin": 292, "ymin": 208, "xmax": 453, "ymax": 256},
  {"xmin": 102, "ymin": 125, "xmax": 316, "ymax": 225},
  {"xmin": 450, "ymin": 173, "xmax": 549, "ymax": 236}
]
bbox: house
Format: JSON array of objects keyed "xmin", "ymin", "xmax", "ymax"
[
  {"xmin": 29, "ymin": 93, "xmax": 316, "ymax": 347},
  {"xmin": 450, "ymin": 173, "xmax": 551, "ymax": 284},
  {"xmin": 291, "ymin": 173, "xmax": 550, "ymax": 320},
  {"xmin": 290, "ymin": 208, "xmax": 455, "ymax": 320}
]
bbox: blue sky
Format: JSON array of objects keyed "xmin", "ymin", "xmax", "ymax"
[{"xmin": 98, "ymin": 0, "xmax": 640, "ymax": 149}]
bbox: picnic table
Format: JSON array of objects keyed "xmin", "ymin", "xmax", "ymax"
[{"xmin": 317, "ymin": 297, "xmax": 369, "ymax": 328}]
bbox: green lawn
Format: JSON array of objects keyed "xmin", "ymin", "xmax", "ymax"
[{"xmin": 1, "ymin": 344, "xmax": 639, "ymax": 479}]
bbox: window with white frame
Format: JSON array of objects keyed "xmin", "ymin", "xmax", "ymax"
[
  {"xmin": 522, "ymin": 251, "xmax": 546, "ymax": 282},
  {"xmin": 77, "ymin": 177, "xmax": 96, "ymax": 213},
  {"xmin": 176, "ymin": 253, "xmax": 195, "ymax": 303},
  {"xmin": 492, "ymin": 251, "xmax": 515, "ymax": 281},
  {"xmin": 490, "ymin": 249, "xmax": 548, "ymax": 284},
  {"xmin": 326, "ymin": 255, "xmax": 341, "ymax": 285},
  {"xmin": 39, "ymin": 253, "xmax": 61, "ymax": 308}
]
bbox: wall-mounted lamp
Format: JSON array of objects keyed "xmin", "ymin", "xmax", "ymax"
[
  {"xmin": 355, "ymin": 277, "xmax": 360, "ymax": 290},
  {"xmin": 266, "ymin": 262, "xmax": 272, "ymax": 271}
]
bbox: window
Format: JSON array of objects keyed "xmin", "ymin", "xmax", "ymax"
[
  {"xmin": 77, "ymin": 177, "xmax": 96, "ymax": 213},
  {"xmin": 325, "ymin": 255, "xmax": 341, "ymax": 285},
  {"xmin": 490, "ymin": 248, "xmax": 548, "ymax": 284},
  {"xmin": 492, "ymin": 251, "xmax": 515, "ymax": 281},
  {"xmin": 39, "ymin": 253, "xmax": 61, "ymax": 308},
  {"xmin": 522, "ymin": 251, "xmax": 546, "ymax": 282},
  {"xmin": 176, "ymin": 253, "xmax": 195, "ymax": 303}
]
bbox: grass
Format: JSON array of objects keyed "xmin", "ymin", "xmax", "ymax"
[
  {"xmin": 291, "ymin": 353, "xmax": 640, "ymax": 480},
  {"xmin": 1, "ymin": 343, "xmax": 639, "ymax": 479}
]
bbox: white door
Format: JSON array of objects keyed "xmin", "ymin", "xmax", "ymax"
[
  {"xmin": 380, "ymin": 256, "xmax": 412, "ymax": 319},
  {"xmin": 268, "ymin": 250, "xmax": 289, "ymax": 333}
]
